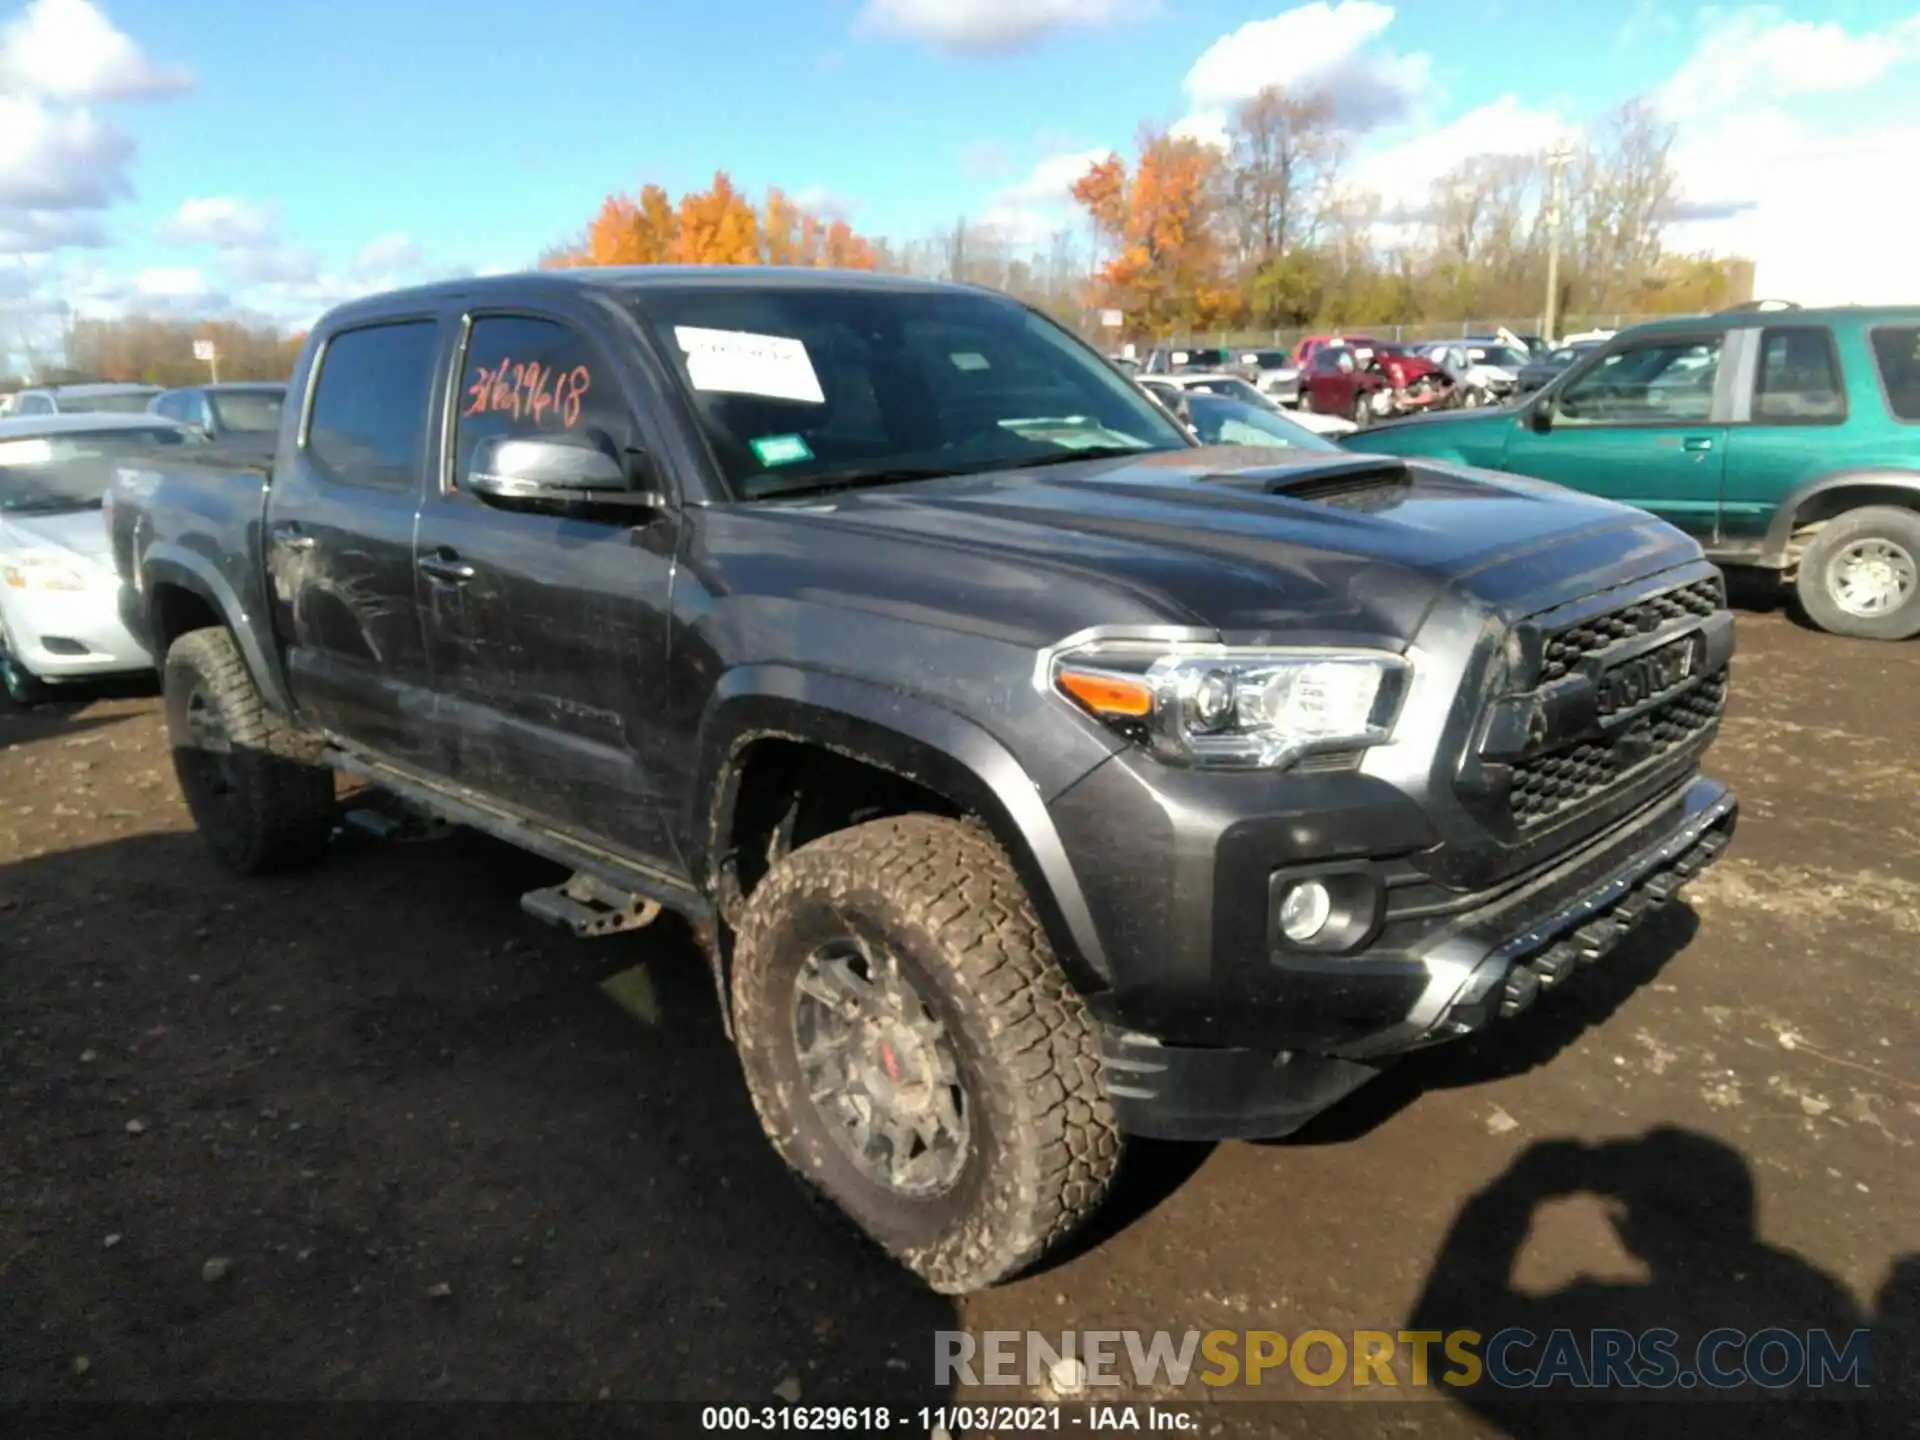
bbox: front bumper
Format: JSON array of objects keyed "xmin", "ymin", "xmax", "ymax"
[
  {"xmin": 1, "ymin": 583, "xmax": 152, "ymax": 679},
  {"xmin": 1097, "ymin": 776, "xmax": 1736, "ymax": 1140}
]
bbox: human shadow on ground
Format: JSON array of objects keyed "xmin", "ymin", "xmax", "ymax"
[{"xmin": 1406, "ymin": 1125, "xmax": 1915, "ymax": 1437}]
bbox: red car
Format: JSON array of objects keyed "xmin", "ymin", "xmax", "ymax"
[
  {"xmin": 1292, "ymin": 332, "xmax": 1381, "ymax": 367},
  {"xmin": 1301, "ymin": 342, "xmax": 1451, "ymax": 425}
]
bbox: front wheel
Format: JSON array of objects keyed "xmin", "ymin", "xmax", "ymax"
[
  {"xmin": 1793, "ymin": 506, "xmax": 1920, "ymax": 640},
  {"xmin": 163, "ymin": 627, "xmax": 337, "ymax": 874},
  {"xmin": 730, "ymin": 815, "xmax": 1122, "ymax": 1293},
  {"xmin": 1350, "ymin": 392, "xmax": 1373, "ymax": 429}
]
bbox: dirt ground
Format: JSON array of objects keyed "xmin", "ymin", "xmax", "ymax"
[{"xmin": 2, "ymin": 604, "xmax": 1915, "ymax": 1435}]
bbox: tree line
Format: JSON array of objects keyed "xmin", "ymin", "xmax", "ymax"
[{"xmin": 19, "ymin": 84, "xmax": 1751, "ymax": 384}]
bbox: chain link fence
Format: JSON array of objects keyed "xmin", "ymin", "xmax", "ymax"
[{"xmin": 1115, "ymin": 315, "xmax": 1662, "ymax": 352}]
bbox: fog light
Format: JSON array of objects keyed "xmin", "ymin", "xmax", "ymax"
[{"xmin": 1278, "ymin": 880, "xmax": 1333, "ymax": 943}]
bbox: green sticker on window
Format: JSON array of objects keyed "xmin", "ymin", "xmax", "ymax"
[{"xmin": 750, "ymin": 433, "xmax": 813, "ymax": 467}]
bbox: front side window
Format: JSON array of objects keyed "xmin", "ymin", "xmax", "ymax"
[
  {"xmin": 306, "ymin": 321, "xmax": 439, "ymax": 491},
  {"xmin": 1555, "ymin": 337, "xmax": 1723, "ymax": 425},
  {"xmin": 1869, "ymin": 325, "xmax": 1920, "ymax": 421},
  {"xmin": 452, "ymin": 315, "xmax": 631, "ymax": 489},
  {"xmin": 628, "ymin": 286, "xmax": 1191, "ymax": 499},
  {"xmin": 1753, "ymin": 327, "xmax": 1845, "ymax": 423}
]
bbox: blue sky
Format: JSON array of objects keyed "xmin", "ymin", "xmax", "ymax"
[{"xmin": 4, "ymin": 0, "xmax": 1919, "ymax": 339}]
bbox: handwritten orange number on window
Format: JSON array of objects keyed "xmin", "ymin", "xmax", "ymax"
[{"xmin": 463, "ymin": 356, "xmax": 593, "ymax": 428}]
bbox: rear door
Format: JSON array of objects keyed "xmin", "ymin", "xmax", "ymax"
[
  {"xmin": 1503, "ymin": 330, "xmax": 1731, "ymax": 539},
  {"xmin": 263, "ymin": 315, "xmax": 450, "ymax": 769},
  {"xmin": 411, "ymin": 304, "xmax": 684, "ymax": 866},
  {"xmin": 1716, "ymin": 324, "xmax": 1850, "ymax": 552}
]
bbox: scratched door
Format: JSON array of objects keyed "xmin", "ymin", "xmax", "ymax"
[{"xmin": 414, "ymin": 308, "xmax": 684, "ymax": 870}]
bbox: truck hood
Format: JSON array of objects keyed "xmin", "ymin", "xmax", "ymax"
[{"xmin": 713, "ymin": 446, "xmax": 1698, "ymax": 646}]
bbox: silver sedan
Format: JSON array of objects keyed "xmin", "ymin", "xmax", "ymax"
[{"xmin": 0, "ymin": 413, "xmax": 203, "ymax": 704}]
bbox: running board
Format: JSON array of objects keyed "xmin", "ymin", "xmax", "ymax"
[
  {"xmin": 521, "ymin": 872, "xmax": 662, "ymax": 939},
  {"xmin": 321, "ymin": 746, "xmax": 712, "ymax": 928}
]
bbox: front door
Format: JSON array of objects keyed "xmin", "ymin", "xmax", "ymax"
[
  {"xmin": 413, "ymin": 308, "xmax": 683, "ymax": 870},
  {"xmin": 264, "ymin": 316, "xmax": 446, "ymax": 768},
  {"xmin": 1504, "ymin": 332, "xmax": 1730, "ymax": 541}
]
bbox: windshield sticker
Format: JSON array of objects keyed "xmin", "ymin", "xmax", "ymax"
[
  {"xmin": 749, "ymin": 434, "xmax": 814, "ymax": 468},
  {"xmin": 674, "ymin": 327, "xmax": 824, "ymax": 405},
  {"xmin": 949, "ymin": 352, "xmax": 991, "ymax": 372},
  {"xmin": 463, "ymin": 358, "xmax": 591, "ymax": 427}
]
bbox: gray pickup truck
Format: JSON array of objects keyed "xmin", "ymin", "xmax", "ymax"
[{"xmin": 109, "ymin": 267, "xmax": 1738, "ymax": 1293}]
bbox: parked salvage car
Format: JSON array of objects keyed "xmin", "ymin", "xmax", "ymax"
[
  {"xmin": 1228, "ymin": 348, "xmax": 1301, "ymax": 405},
  {"xmin": 1347, "ymin": 305, "xmax": 1920, "ymax": 639},
  {"xmin": 149, "ymin": 381, "xmax": 287, "ymax": 446},
  {"xmin": 8, "ymin": 382, "xmax": 163, "ymax": 417},
  {"xmin": 1139, "ymin": 375, "xmax": 1356, "ymax": 437},
  {"xmin": 0, "ymin": 414, "xmax": 198, "ymax": 704},
  {"xmin": 111, "ymin": 267, "xmax": 1737, "ymax": 1294},
  {"xmin": 1516, "ymin": 341, "xmax": 1602, "ymax": 394}
]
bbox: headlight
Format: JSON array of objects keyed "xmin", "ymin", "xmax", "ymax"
[
  {"xmin": 1049, "ymin": 642, "xmax": 1410, "ymax": 770},
  {"xmin": 3, "ymin": 554, "xmax": 88, "ymax": 592}
]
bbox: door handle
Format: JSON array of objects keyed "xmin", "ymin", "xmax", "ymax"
[
  {"xmin": 1681, "ymin": 436, "xmax": 1714, "ymax": 453},
  {"xmin": 270, "ymin": 521, "xmax": 315, "ymax": 551},
  {"xmin": 417, "ymin": 549, "xmax": 476, "ymax": 584}
]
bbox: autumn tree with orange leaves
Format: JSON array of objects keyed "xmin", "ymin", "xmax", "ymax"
[
  {"xmin": 545, "ymin": 172, "xmax": 878, "ymax": 271},
  {"xmin": 1072, "ymin": 131, "xmax": 1241, "ymax": 338}
]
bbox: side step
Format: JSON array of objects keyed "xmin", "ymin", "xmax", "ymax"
[{"xmin": 521, "ymin": 872, "xmax": 663, "ymax": 939}]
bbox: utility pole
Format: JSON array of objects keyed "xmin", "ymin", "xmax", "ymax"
[{"xmin": 1543, "ymin": 144, "xmax": 1573, "ymax": 345}]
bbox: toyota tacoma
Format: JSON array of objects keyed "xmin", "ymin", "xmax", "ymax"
[{"xmin": 109, "ymin": 267, "xmax": 1738, "ymax": 1293}]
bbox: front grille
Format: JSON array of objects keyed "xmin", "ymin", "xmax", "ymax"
[
  {"xmin": 1509, "ymin": 671, "xmax": 1727, "ymax": 827},
  {"xmin": 1540, "ymin": 577, "xmax": 1724, "ymax": 682}
]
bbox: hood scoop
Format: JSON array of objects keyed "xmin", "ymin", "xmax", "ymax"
[{"xmin": 1201, "ymin": 455, "xmax": 1414, "ymax": 511}]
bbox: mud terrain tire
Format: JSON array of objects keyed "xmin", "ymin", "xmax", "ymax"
[
  {"xmin": 164, "ymin": 626, "xmax": 335, "ymax": 875},
  {"xmin": 730, "ymin": 814, "xmax": 1121, "ymax": 1293}
]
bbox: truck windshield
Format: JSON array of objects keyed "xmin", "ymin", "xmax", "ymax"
[{"xmin": 627, "ymin": 285, "xmax": 1193, "ymax": 500}]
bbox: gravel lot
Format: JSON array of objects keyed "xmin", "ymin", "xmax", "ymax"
[{"xmin": 2, "ymin": 605, "xmax": 1914, "ymax": 1434}]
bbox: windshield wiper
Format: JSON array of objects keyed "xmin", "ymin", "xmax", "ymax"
[
  {"xmin": 750, "ymin": 465, "xmax": 978, "ymax": 501},
  {"xmin": 997, "ymin": 445, "xmax": 1159, "ymax": 471}
]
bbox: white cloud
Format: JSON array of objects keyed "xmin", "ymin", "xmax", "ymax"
[
  {"xmin": 156, "ymin": 196, "xmax": 281, "ymax": 249},
  {"xmin": 1349, "ymin": 94, "xmax": 1577, "ymax": 217},
  {"xmin": 970, "ymin": 204, "xmax": 1065, "ymax": 248},
  {"xmin": 997, "ymin": 147, "xmax": 1109, "ymax": 204},
  {"xmin": 1658, "ymin": 8, "xmax": 1920, "ymax": 120},
  {"xmin": 0, "ymin": 208, "xmax": 104, "ymax": 250},
  {"xmin": 790, "ymin": 185, "xmax": 861, "ymax": 219},
  {"xmin": 859, "ymin": 0, "xmax": 1129, "ymax": 55},
  {"xmin": 1180, "ymin": 1, "xmax": 1430, "ymax": 132},
  {"xmin": 1666, "ymin": 108, "xmax": 1920, "ymax": 305},
  {"xmin": 0, "ymin": 94, "xmax": 133, "ymax": 210},
  {"xmin": 0, "ymin": 0, "xmax": 190, "ymax": 101},
  {"xmin": 348, "ymin": 232, "xmax": 423, "ymax": 278}
]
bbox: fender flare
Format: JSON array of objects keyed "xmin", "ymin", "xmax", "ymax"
[
  {"xmin": 691, "ymin": 664, "xmax": 1112, "ymax": 991},
  {"xmin": 139, "ymin": 543, "xmax": 297, "ymax": 717},
  {"xmin": 1762, "ymin": 467, "xmax": 1920, "ymax": 563}
]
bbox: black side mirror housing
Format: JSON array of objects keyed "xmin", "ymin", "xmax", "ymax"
[
  {"xmin": 467, "ymin": 433, "xmax": 663, "ymax": 513},
  {"xmin": 1529, "ymin": 402, "xmax": 1554, "ymax": 434}
]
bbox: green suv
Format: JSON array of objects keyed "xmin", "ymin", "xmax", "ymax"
[{"xmin": 1348, "ymin": 307, "xmax": 1920, "ymax": 640}]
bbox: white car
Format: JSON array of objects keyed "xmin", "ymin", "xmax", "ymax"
[
  {"xmin": 0, "ymin": 414, "xmax": 202, "ymax": 705},
  {"xmin": 1139, "ymin": 374, "xmax": 1358, "ymax": 437},
  {"xmin": 1422, "ymin": 343, "xmax": 1525, "ymax": 400}
]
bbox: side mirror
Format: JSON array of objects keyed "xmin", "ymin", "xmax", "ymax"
[
  {"xmin": 467, "ymin": 433, "xmax": 661, "ymax": 512},
  {"xmin": 1529, "ymin": 402, "xmax": 1554, "ymax": 434}
]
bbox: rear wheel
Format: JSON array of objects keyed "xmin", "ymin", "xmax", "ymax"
[
  {"xmin": 730, "ymin": 815, "xmax": 1121, "ymax": 1293},
  {"xmin": 1794, "ymin": 506, "xmax": 1920, "ymax": 641},
  {"xmin": 163, "ymin": 627, "xmax": 337, "ymax": 874},
  {"xmin": 0, "ymin": 620, "xmax": 54, "ymax": 707},
  {"xmin": 1350, "ymin": 392, "xmax": 1372, "ymax": 429}
]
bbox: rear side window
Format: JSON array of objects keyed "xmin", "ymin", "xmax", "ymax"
[
  {"xmin": 1869, "ymin": 325, "xmax": 1920, "ymax": 421},
  {"xmin": 306, "ymin": 320, "xmax": 439, "ymax": 491},
  {"xmin": 452, "ymin": 315, "xmax": 627, "ymax": 488},
  {"xmin": 1753, "ymin": 327, "xmax": 1845, "ymax": 423}
]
